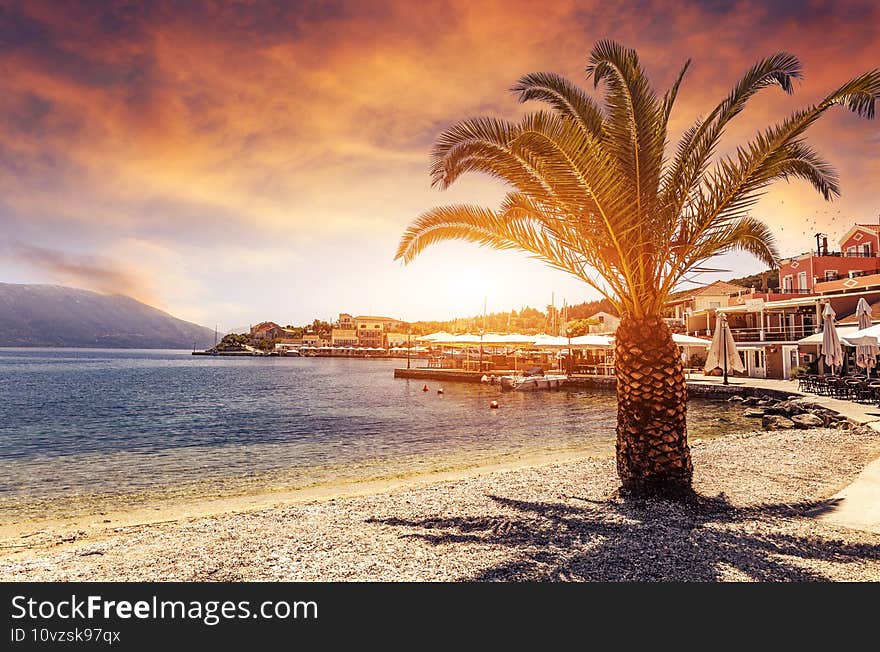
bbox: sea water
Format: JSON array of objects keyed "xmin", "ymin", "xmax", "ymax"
[{"xmin": 0, "ymin": 349, "xmax": 753, "ymax": 522}]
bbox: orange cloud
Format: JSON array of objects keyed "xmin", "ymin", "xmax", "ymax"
[{"xmin": 0, "ymin": 0, "xmax": 878, "ymax": 324}]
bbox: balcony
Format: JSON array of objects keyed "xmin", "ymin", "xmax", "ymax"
[
  {"xmin": 731, "ymin": 326, "xmax": 813, "ymax": 342},
  {"xmin": 815, "ymin": 250, "xmax": 879, "ymax": 258},
  {"xmin": 689, "ymin": 326, "xmax": 814, "ymax": 342},
  {"xmin": 770, "ymin": 288, "xmax": 815, "ymax": 295}
]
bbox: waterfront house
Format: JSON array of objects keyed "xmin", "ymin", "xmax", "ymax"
[
  {"xmin": 385, "ymin": 332, "xmax": 410, "ymax": 348},
  {"xmin": 331, "ymin": 328, "xmax": 358, "ymax": 347},
  {"xmin": 664, "ymin": 280, "xmax": 751, "ymax": 329},
  {"xmin": 354, "ymin": 315, "xmax": 401, "ymax": 331},
  {"xmin": 302, "ymin": 333, "xmax": 328, "ymax": 347},
  {"xmin": 585, "ymin": 311, "xmax": 621, "ymax": 334},
  {"xmin": 355, "ymin": 315, "xmax": 400, "ymax": 348},
  {"xmin": 250, "ymin": 321, "xmax": 285, "ymax": 341},
  {"xmin": 778, "ymin": 226, "xmax": 880, "ymax": 293}
]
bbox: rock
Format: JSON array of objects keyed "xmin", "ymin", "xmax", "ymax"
[
  {"xmin": 791, "ymin": 413, "xmax": 824, "ymax": 429},
  {"xmin": 762, "ymin": 415, "xmax": 795, "ymax": 430},
  {"xmin": 743, "ymin": 408, "xmax": 764, "ymax": 418},
  {"xmin": 741, "ymin": 396, "xmax": 760, "ymax": 406},
  {"xmin": 834, "ymin": 420, "xmax": 852, "ymax": 430},
  {"xmin": 757, "ymin": 399, "xmax": 777, "ymax": 407},
  {"xmin": 762, "ymin": 406, "xmax": 788, "ymax": 416},
  {"xmin": 728, "ymin": 395, "xmax": 745, "ymax": 403}
]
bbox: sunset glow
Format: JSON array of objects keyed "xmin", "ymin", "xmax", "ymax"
[{"xmin": 1, "ymin": 0, "xmax": 878, "ymax": 328}]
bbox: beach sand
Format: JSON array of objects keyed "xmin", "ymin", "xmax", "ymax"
[{"xmin": 2, "ymin": 426, "xmax": 880, "ymax": 581}]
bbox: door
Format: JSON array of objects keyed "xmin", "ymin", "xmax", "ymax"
[
  {"xmin": 748, "ymin": 349, "xmax": 767, "ymax": 378},
  {"xmin": 782, "ymin": 345, "xmax": 798, "ymax": 379}
]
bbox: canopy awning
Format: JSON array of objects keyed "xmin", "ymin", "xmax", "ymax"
[
  {"xmin": 842, "ymin": 323, "xmax": 880, "ymax": 346},
  {"xmin": 672, "ymin": 333, "xmax": 712, "ymax": 347},
  {"xmin": 797, "ymin": 326, "xmax": 859, "ymax": 345},
  {"xmin": 568, "ymin": 334, "xmax": 614, "ymax": 349}
]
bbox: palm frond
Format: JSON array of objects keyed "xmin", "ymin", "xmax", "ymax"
[
  {"xmin": 511, "ymin": 72, "xmax": 605, "ymax": 138},
  {"xmin": 398, "ymin": 42, "xmax": 878, "ymax": 320},
  {"xmin": 587, "ymin": 39, "xmax": 665, "ymax": 215},
  {"xmin": 394, "ymin": 204, "xmax": 620, "ymax": 304},
  {"xmin": 661, "ymin": 52, "xmax": 804, "ymax": 219}
]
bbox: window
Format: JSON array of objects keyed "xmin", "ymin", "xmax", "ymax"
[
  {"xmin": 782, "ymin": 275, "xmax": 793, "ymax": 291},
  {"xmin": 797, "ymin": 271, "xmax": 808, "ymax": 290},
  {"xmin": 863, "ymin": 243, "xmax": 872, "ymax": 256},
  {"xmin": 708, "ymin": 301, "xmax": 721, "ymax": 309},
  {"xmin": 824, "ymin": 270, "xmax": 837, "ymax": 281},
  {"xmin": 848, "ymin": 246, "xmax": 857, "ymax": 256}
]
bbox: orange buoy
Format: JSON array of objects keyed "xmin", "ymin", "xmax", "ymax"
[
  {"xmin": 490, "ymin": 400, "xmax": 499, "ymax": 409},
  {"xmin": 422, "ymin": 384, "xmax": 429, "ymax": 392}
]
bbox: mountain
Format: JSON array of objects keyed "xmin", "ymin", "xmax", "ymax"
[{"xmin": 0, "ymin": 283, "xmax": 216, "ymax": 349}]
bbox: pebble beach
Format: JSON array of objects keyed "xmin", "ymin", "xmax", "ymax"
[{"xmin": 3, "ymin": 424, "xmax": 880, "ymax": 582}]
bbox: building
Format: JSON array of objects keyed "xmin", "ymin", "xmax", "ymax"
[
  {"xmin": 302, "ymin": 333, "xmax": 328, "ymax": 347},
  {"xmin": 778, "ymin": 227, "xmax": 880, "ymax": 293},
  {"xmin": 667, "ymin": 223, "xmax": 880, "ymax": 379},
  {"xmin": 385, "ymin": 332, "xmax": 410, "ymax": 347},
  {"xmin": 335, "ymin": 313, "xmax": 356, "ymax": 330},
  {"xmin": 354, "ymin": 315, "xmax": 400, "ymax": 331},
  {"xmin": 250, "ymin": 321, "xmax": 284, "ymax": 341},
  {"xmin": 331, "ymin": 328, "xmax": 358, "ymax": 347},
  {"xmin": 586, "ymin": 311, "xmax": 620, "ymax": 334},
  {"xmin": 354, "ymin": 315, "xmax": 399, "ymax": 348},
  {"xmin": 356, "ymin": 323, "xmax": 385, "ymax": 348},
  {"xmin": 665, "ymin": 280, "xmax": 751, "ymax": 328}
]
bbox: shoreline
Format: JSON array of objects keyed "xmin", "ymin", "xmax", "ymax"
[
  {"xmin": 3, "ymin": 424, "xmax": 880, "ymax": 580},
  {"xmin": 0, "ymin": 447, "xmax": 606, "ymax": 549}
]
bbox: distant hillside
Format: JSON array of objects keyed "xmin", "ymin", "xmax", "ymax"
[
  {"xmin": 727, "ymin": 268, "xmax": 779, "ymax": 290},
  {"xmin": 0, "ymin": 283, "xmax": 216, "ymax": 348}
]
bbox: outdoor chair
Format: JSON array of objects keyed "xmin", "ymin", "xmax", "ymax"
[
  {"xmin": 844, "ymin": 379, "xmax": 863, "ymax": 401},
  {"xmin": 853, "ymin": 381, "xmax": 877, "ymax": 404}
]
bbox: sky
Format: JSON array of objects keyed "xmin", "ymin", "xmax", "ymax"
[{"xmin": 0, "ymin": 0, "xmax": 878, "ymax": 329}]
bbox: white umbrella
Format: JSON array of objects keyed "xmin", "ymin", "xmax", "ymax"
[
  {"xmin": 568, "ymin": 334, "xmax": 614, "ymax": 349},
  {"xmin": 531, "ymin": 334, "xmax": 570, "ymax": 348},
  {"xmin": 448, "ymin": 333, "xmax": 482, "ymax": 345},
  {"xmin": 672, "ymin": 333, "xmax": 712, "ymax": 347},
  {"xmin": 820, "ymin": 303, "xmax": 844, "ymax": 372},
  {"xmin": 854, "ymin": 298, "xmax": 877, "ymax": 374},
  {"xmin": 844, "ymin": 323, "xmax": 880, "ymax": 345},
  {"xmin": 704, "ymin": 313, "xmax": 745, "ymax": 374},
  {"xmin": 416, "ymin": 331, "xmax": 454, "ymax": 343}
]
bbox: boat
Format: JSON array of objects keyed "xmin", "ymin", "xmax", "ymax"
[{"xmin": 500, "ymin": 373, "xmax": 569, "ymax": 391}]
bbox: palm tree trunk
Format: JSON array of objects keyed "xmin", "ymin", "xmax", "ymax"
[{"xmin": 614, "ymin": 315, "xmax": 693, "ymax": 497}]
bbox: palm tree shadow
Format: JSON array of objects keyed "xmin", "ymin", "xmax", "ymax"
[{"xmin": 368, "ymin": 493, "xmax": 880, "ymax": 581}]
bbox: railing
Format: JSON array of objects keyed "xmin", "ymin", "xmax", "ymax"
[
  {"xmin": 813, "ymin": 250, "xmax": 879, "ymax": 258},
  {"xmin": 819, "ymin": 269, "xmax": 880, "ymax": 283},
  {"xmin": 690, "ymin": 326, "xmax": 815, "ymax": 342},
  {"xmin": 728, "ymin": 326, "xmax": 814, "ymax": 342},
  {"xmin": 771, "ymin": 288, "xmax": 815, "ymax": 295}
]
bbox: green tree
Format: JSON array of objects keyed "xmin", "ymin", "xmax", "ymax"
[{"xmin": 396, "ymin": 40, "xmax": 879, "ymax": 497}]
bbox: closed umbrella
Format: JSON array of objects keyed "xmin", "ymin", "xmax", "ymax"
[
  {"xmin": 704, "ymin": 312, "xmax": 744, "ymax": 383},
  {"xmin": 854, "ymin": 298, "xmax": 877, "ymax": 376},
  {"xmin": 820, "ymin": 303, "xmax": 844, "ymax": 373}
]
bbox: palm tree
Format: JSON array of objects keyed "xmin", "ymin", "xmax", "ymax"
[{"xmin": 396, "ymin": 40, "xmax": 880, "ymax": 498}]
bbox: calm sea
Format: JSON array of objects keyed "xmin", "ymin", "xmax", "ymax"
[{"xmin": 0, "ymin": 349, "xmax": 751, "ymax": 522}]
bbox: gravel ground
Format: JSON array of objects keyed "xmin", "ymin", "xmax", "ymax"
[{"xmin": 3, "ymin": 427, "xmax": 880, "ymax": 582}]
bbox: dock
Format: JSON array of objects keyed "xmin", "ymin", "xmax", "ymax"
[
  {"xmin": 393, "ymin": 368, "xmax": 500, "ymax": 383},
  {"xmin": 393, "ymin": 367, "xmax": 617, "ymax": 389}
]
